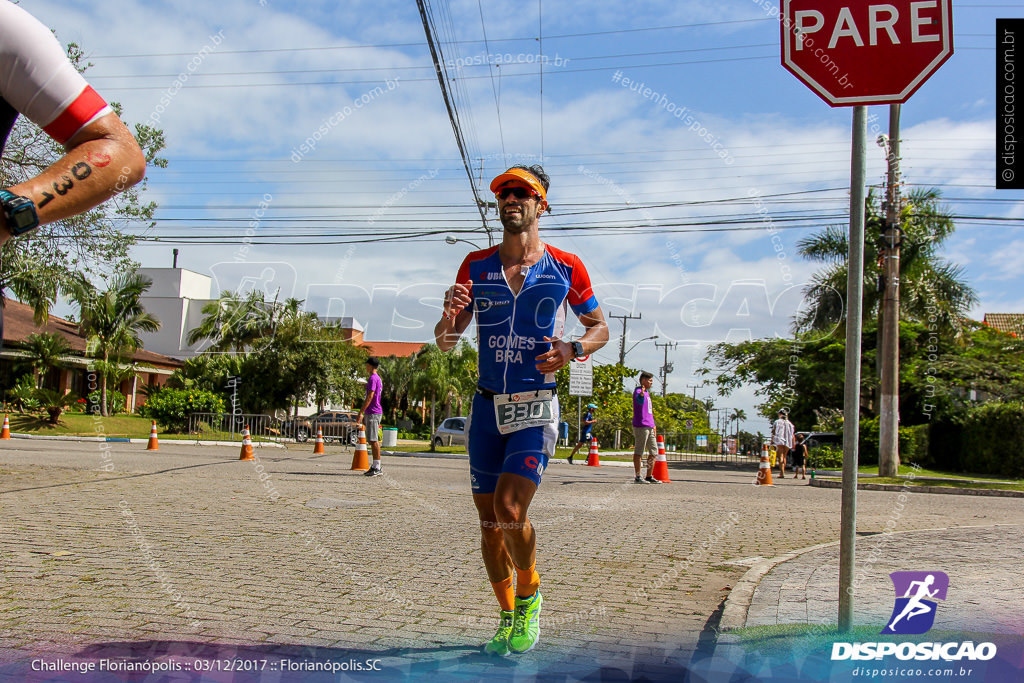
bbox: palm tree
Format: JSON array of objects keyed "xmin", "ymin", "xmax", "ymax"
[
  {"xmin": 73, "ymin": 272, "xmax": 161, "ymax": 417},
  {"xmin": 377, "ymin": 355, "xmax": 416, "ymax": 423},
  {"xmin": 18, "ymin": 332, "xmax": 71, "ymax": 388},
  {"xmin": 795, "ymin": 188, "xmax": 976, "ymax": 338},
  {"xmin": 729, "ymin": 408, "xmax": 746, "ymax": 441},
  {"xmin": 412, "ymin": 342, "xmax": 478, "ymax": 434},
  {"xmin": 187, "ymin": 290, "xmax": 260, "ymax": 353},
  {"xmin": 35, "ymin": 388, "xmax": 78, "ymax": 425}
]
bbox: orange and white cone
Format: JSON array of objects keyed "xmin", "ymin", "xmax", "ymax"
[
  {"xmin": 652, "ymin": 434, "xmax": 671, "ymax": 483},
  {"xmin": 239, "ymin": 425, "xmax": 255, "ymax": 461},
  {"xmin": 312, "ymin": 427, "xmax": 325, "ymax": 454},
  {"xmin": 586, "ymin": 437, "xmax": 601, "ymax": 467},
  {"xmin": 146, "ymin": 420, "xmax": 159, "ymax": 451},
  {"xmin": 0, "ymin": 414, "xmax": 11, "ymax": 440},
  {"xmin": 351, "ymin": 424, "xmax": 369, "ymax": 471},
  {"xmin": 756, "ymin": 450, "xmax": 774, "ymax": 486}
]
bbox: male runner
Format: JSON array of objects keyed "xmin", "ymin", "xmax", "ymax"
[
  {"xmin": 435, "ymin": 165, "xmax": 608, "ymax": 655},
  {"xmin": 0, "ymin": 2, "xmax": 146, "ymax": 333},
  {"xmin": 566, "ymin": 402, "xmax": 597, "ymax": 465}
]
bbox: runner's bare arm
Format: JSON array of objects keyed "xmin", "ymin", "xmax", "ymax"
[
  {"xmin": 435, "ymin": 281, "xmax": 474, "ymax": 351},
  {"xmin": 1, "ymin": 112, "xmax": 145, "ymax": 241},
  {"xmin": 535, "ymin": 305, "xmax": 609, "ymax": 373}
]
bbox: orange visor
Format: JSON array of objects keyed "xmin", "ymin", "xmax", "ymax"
[{"xmin": 489, "ymin": 168, "xmax": 547, "ymax": 202}]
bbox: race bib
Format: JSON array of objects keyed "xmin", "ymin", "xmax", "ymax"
[{"xmin": 493, "ymin": 390, "xmax": 554, "ymax": 435}]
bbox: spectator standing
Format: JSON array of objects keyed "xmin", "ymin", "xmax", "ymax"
[
  {"xmin": 358, "ymin": 357, "xmax": 384, "ymax": 476},
  {"xmin": 632, "ymin": 371, "xmax": 660, "ymax": 484}
]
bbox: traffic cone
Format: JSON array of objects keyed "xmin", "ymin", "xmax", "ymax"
[
  {"xmin": 239, "ymin": 425, "xmax": 255, "ymax": 461},
  {"xmin": 652, "ymin": 434, "xmax": 671, "ymax": 482},
  {"xmin": 586, "ymin": 437, "xmax": 601, "ymax": 467},
  {"xmin": 756, "ymin": 450, "xmax": 774, "ymax": 486},
  {"xmin": 0, "ymin": 414, "xmax": 11, "ymax": 440},
  {"xmin": 146, "ymin": 420, "xmax": 159, "ymax": 451},
  {"xmin": 351, "ymin": 423, "xmax": 369, "ymax": 471},
  {"xmin": 312, "ymin": 427, "xmax": 326, "ymax": 454}
]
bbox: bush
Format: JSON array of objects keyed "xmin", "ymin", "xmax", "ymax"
[
  {"xmin": 87, "ymin": 389, "xmax": 127, "ymax": 415},
  {"xmin": 960, "ymin": 402, "xmax": 1024, "ymax": 478},
  {"xmin": 855, "ymin": 417, "xmax": 928, "ymax": 466},
  {"xmin": 140, "ymin": 388, "xmax": 226, "ymax": 433},
  {"xmin": 808, "ymin": 444, "xmax": 843, "ymax": 469}
]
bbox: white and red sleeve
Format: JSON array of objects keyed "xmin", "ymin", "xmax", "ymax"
[{"xmin": 0, "ymin": 2, "xmax": 112, "ymax": 145}]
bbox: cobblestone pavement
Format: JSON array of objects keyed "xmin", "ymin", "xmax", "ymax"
[
  {"xmin": 1, "ymin": 439, "xmax": 1022, "ymax": 681},
  {"xmin": 736, "ymin": 525, "xmax": 1024, "ymax": 635}
]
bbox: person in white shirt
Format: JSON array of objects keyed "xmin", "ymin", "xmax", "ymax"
[{"xmin": 771, "ymin": 409, "xmax": 795, "ymax": 478}]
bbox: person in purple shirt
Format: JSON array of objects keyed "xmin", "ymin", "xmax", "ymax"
[
  {"xmin": 632, "ymin": 371, "xmax": 661, "ymax": 484},
  {"xmin": 358, "ymin": 356, "xmax": 384, "ymax": 476}
]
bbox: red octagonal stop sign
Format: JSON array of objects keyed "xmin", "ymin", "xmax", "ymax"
[{"xmin": 781, "ymin": 0, "xmax": 953, "ymax": 106}]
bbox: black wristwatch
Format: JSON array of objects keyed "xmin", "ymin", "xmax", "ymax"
[
  {"xmin": 0, "ymin": 190, "xmax": 39, "ymax": 236},
  {"xmin": 570, "ymin": 340, "xmax": 584, "ymax": 358}
]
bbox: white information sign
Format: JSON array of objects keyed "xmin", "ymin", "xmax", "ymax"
[{"xmin": 568, "ymin": 355, "xmax": 593, "ymax": 396}]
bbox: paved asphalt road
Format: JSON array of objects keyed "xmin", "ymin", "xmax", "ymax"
[{"xmin": 1, "ymin": 439, "xmax": 1021, "ymax": 681}]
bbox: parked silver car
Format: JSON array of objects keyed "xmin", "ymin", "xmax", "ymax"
[{"xmin": 432, "ymin": 417, "xmax": 467, "ymax": 448}]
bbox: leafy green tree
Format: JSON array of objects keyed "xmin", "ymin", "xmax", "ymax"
[
  {"xmin": 0, "ymin": 44, "xmax": 166, "ymax": 323},
  {"xmin": 72, "ymin": 272, "xmax": 160, "ymax": 416},
  {"xmin": 242, "ymin": 315, "xmax": 365, "ymax": 417},
  {"xmin": 796, "ymin": 188, "xmax": 976, "ymax": 338},
  {"xmin": 18, "ymin": 332, "xmax": 71, "ymax": 388},
  {"xmin": 554, "ymin": 363, "xmax": 710, "ymax": 446},
  {"xmin": 704, "ymin": 319, "xmax": 1024, "ymax": 430}
]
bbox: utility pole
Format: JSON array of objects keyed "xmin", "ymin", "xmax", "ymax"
[
  {"xmin": 610, "ymin": 312, "xmax": 642, "ymax": 366},
  {"xmin": 686, "ymin": 384, "xmax": 701, "ymax": 401},
  {"xmin": 879, "ymin": 104, "xmax": 902, "ymax": 478},
  {"xmin": 655, "ymin": 341, "xmax": 678, "ymax": 397}
]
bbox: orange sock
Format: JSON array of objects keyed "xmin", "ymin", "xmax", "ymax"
[
  {"xmin": 490, "ymin": 575, "xmax": 515, "ymax": 611},
  {"xmin": 514, "ymin": 562, "xmax": 540, "ymax": 598}
]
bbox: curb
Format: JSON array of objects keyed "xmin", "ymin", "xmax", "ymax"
[
  {"xmin": 718, "ymin": 539, "xmax": 840, "ymax": 632},
  {"xmin": 715, "ymin": 523, "xmax": 1021, "ymax": 637},
  {"xmin": 809, "ymin": 477, "xmax": 1024, "ymax": 498},
  {"xmin": 8, "ymin": 433, "xmax": 286, "ymax": 449}
]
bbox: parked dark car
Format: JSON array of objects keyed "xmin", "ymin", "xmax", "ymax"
[{"xmin": 281, "ymin": 410, "xmax": 360, "ymax": 444}]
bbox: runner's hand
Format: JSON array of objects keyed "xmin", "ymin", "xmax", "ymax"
[
  {"xmin": 535, "ymin": 336, "xmax": 571, "ymax": 373},
  {"xmin": 443, "ymin": 280, "xmax": 472, "ymax": 319}
]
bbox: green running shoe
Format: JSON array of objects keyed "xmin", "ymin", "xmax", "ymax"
[
  {"xmin": 507, "ymin": 592, "xmax": 543, "ymax": 654},
  {"xmin": 484, "ymin": 609, "xmax": 514, "ymax": 656}
]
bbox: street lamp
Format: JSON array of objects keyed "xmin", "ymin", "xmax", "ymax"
[
  {"xmin": 445, "ymin": 235, "xmax": 482, "ymax": 249},
  {"xmin": 622, "ymin": 335, "xmax": 658, "ymax": 359}
]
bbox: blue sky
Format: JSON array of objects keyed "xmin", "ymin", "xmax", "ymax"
[{"xmin": 26, "ymin": 0, "xmax": 1020, "ymax": 426}]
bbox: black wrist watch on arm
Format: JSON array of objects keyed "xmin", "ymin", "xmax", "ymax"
[
  {"xmin": 570, "ymin": 340, "xmax": 584, "ymax": 358},
  {"xmin": 0, "ymin": 190, "xmax": 39, "ymax": 236}
]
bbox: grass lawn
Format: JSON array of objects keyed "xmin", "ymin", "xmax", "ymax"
[
  {"xmin": 856, "ymin": 464, "xmax": 1022, "ymax": 483},
  {"xmin": 865, "ymin": 477, "xmax": 1024, "ymax": 493},
  {"xmin": 6, "ymin": 413, "xmax": 273, "ymax": 441}
]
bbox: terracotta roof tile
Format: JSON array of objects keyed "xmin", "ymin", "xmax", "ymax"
[{"xmin": 2, "ymin": 298, "xmax": 182, "ymax": 368}]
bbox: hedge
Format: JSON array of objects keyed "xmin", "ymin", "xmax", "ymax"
[
  {"xmin": 140, "ymin": 388, "xmax": 226, "ymax": 433},
  {"xmin": 960, "ymin": 402, "xmax": 1024, "ymax": 478}
]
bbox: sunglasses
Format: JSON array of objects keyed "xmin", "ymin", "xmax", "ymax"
[{"xmin": 496, "ymin": 186, "xmax": 540, "ymax": 200}]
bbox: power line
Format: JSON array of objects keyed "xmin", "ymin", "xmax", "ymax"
[{"xmin": 416, "ymin": 0, "xmax": 492, "ymax": 246}]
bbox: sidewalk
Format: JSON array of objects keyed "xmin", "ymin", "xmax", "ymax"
[
  {"xmin": 705, "ymin": 524, "xmax": 1024, "ymax": 680},
  {"xmin": 719, "ymin": 524, "xmax": 1024, "ymax": 634}
]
